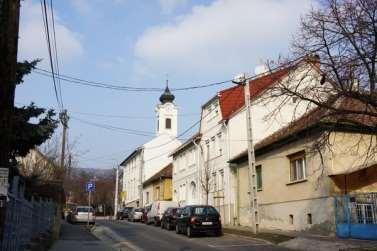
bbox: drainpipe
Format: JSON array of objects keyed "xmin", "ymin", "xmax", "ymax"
[{"xmin": 140, "ymin": 148, "xmax": 144, "ymax": 206}]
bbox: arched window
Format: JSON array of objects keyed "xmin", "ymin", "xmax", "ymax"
[{"xmin": 165, "ymin": 118, "xmax": 171, "ymax": 129}]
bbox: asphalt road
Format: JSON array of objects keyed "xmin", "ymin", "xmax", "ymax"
[{"xmin": 97, "ymin": 220, "xmax": 292, "ymax": 251}]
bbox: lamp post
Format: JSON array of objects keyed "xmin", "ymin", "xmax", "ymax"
[
  {"xmin": 114, "ymin": 165, "xmax": 119, "ymax": 219},
  {"xmin": 233, "ymin": 73, "xmax": 259, "ymax": 234}
]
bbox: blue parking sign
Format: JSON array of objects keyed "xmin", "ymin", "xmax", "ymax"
[{"xmin": 86, "ymin": 181, "xmax": 95, "ymax": 192}]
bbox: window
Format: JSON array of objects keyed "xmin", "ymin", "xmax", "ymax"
[
  {"xmin": 146, "ymin": 192, "xmax": 149, "ymax": 204},
  {"xmin": 256, "ymin": 165, "xmax": 262, "ymax": 190},
  {"xmin": 289, "ymin": 214, "xmax": 294, "ymax": 224},
  {"xmin": 356, "ymin": 203, "xmax": 376, "ymax": 224},
  {"xmin": 307, "ymin": 213, "xmax": 312, "ymax": 224},
  {"xmin": 165, "ymin": 118, "xmax": 171, "ymax": 129},
  {"xmin": 219, "ymin": 170, "xmax": 224, "ymax": 191},
  {"xmin": 212, "ymin": 172, "xmax": 217, "ymax": 192},
  {"xmin": 217, "ymin": 133, "xmax": 222, "ymax": 156},
  {"xmin": 288, "ymin": 151, "xmax": 306, "ymax": 182}
]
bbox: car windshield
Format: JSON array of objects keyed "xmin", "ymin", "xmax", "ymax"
[
  {"xmin": 77, "ymin": 207, "xmax": 93, "ymax": 213},
  {"xmin": 192, "ymin": 206, "xmax": 218, "ymax": 215},
  {"xmin": 135, "ymin": 208, "xmax": 143, "ymax": 212},
  {"xmin": 124, "ymin": 207, "xmax": 133, "ymax": 212}
]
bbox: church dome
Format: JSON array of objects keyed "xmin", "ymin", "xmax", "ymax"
[{"xmin": 159, "ymin": 85, "xmax": 175, "ymax": 104}]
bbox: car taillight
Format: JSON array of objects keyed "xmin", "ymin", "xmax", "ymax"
[{"xmin": 190, "ymin": 217, "xmax": 198, "ymax": 224}]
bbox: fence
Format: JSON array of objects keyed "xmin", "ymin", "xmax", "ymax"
[
  {"xmin": 0, "ymin": 193, "xmax": 56, "ymax": 251},
  {"xmin": 335, "ymin": 192, "xmax": 377, "ymax": 240}
]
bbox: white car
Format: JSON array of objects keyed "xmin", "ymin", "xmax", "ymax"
[
  {"xmin": 128, "ymin": 208, "xmax": 144, "ymax": 222},
  {"xmin": 147, "ymin": 201, "xmax": 178, "ymax": 226},
  {"xmin": 71, "ymin": 206, "xmax": 95, "ymax": 224}
]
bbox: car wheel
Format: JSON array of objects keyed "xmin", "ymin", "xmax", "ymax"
[
  {"xmin": 175, "ymin": 224, "xmax": 180, "ymax": 234},
  {"xmin": 186, "ymin": 226, "xmax": 193, "ymax": 238}
]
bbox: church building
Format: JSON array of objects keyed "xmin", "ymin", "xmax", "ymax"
[{"xmin": 120, "ymin": 85, "xmax": 181, "ymax": 207}]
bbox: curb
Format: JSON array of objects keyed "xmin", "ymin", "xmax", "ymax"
[{"xmin": 91, "ymin": 224, "xmax": 141, "ymax": 251}]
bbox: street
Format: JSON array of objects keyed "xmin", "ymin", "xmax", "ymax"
[{"xmin": 97, "ymin": 220, "xmax": 291, "ymax": 251}]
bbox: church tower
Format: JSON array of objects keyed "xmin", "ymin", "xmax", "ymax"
[{"xmin": 155, "ymin": 82, "xmax": 178, "ymax": 137}]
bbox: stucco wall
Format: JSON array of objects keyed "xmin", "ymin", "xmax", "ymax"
[{"xmin": 233, "ymin": 131, "xmax": 377, "ymax": 233}]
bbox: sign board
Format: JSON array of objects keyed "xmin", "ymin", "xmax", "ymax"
[
  {"xmin": 0, "ymin": 168, "xmax": 9, "ymax": 196},
  {"xmin": 85, "ymin": 181, "xmax": 95, "ymax": 192}
]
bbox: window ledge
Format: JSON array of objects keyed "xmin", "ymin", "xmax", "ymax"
[
  {"xmin": 286, "ymin": 179, "xmax": 307, "ymax": 186},
  {"xmin": 257, "ymin": 188, "xmax": 263, "ymax": 192}
]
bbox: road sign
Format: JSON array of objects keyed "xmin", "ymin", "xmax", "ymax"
[{"xmin": 86, "ymin": 181, "xmax": 95, "ymax": 192}]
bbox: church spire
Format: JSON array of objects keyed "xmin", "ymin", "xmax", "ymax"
[{"xmin": 159, "ymin": 78, "xmax": 175, "ymax": 104}]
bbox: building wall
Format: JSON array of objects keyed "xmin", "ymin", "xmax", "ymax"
[
  {"xmin": 227, "ymin": 63, "xmax": 321, "ymax": 161},
  {"xmin": 122, "ymin": 152, "xmax": 143, "ymax": 206},
  {"xmin": 234, "ymin": 132, "xmax": 377, "ymax": 233},
  {"xmin": 172, "ymin": 143, "xmax": 200, "ymax": 206},
  {"xmin": 199, "ymin": 98, "xmax": 233, "ymax": 224},
  {"xmin": 143, "ymin": 134, "xmax": 181, "ymax": 182}
]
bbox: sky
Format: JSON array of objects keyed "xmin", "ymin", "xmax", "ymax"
[{"xmin": 16, "ymin": 0, "xmax": 313, "ymax": 170}]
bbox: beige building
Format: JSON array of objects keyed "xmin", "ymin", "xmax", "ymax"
[
  {"xmin": 143, "ymin": 163, "xmax": 173, "ymax": 205},
  {"xmin": 229, "ymin": 105, "xmax": 377, "ymax": 234}
]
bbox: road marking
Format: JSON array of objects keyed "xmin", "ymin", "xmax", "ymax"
[{"xmin": 208, "ymin": 243, "xmax": 267, "ymax": 248}]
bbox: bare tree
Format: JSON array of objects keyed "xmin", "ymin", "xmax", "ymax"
[
  {"xmin": 199, "ymin": 144, "xmax": 214, "ymax": 205},
  {"xmin": 262, "ymin": 0, "xmax": 377, "ymax": 160}
]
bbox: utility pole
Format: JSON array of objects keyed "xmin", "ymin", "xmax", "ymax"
[
  {"xmin": 0, "ymin": 0, "xmax": 21, "ymax": 169},
  {"xmin": 233, "ymin": 74, "xmax": 259, "ymax": 234},
  {"xmin": 59, "ymin": 110, "xmax": 69, "ymax": 177},
  {"xmin": 114, "ymin": 165, "xmax": 119, "ymax": 218}
]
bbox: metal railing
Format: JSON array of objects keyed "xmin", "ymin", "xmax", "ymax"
[{"xmin": 0, "ymin": 193, "xmax": 56, "ymax": 251}]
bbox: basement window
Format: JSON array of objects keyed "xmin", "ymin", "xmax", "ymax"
[
  {"xmin": 289, "ymin": 214, "xmax": 294, "ymax": 225},
  {"xmin": 307, "ymin": 213, "xmax": 312, "ymax": 224}
]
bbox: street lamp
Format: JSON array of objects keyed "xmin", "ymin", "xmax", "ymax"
[
  {"xmin": 114, "ymin": 165, "xmax": 120, "ymax": 219},
  {"xmin": 232, "ymin": 73, "xmax": 259, "ymax": 234}
]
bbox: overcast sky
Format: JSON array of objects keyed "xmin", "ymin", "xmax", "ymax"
[{"xmin": 16, "ymin": 0, "xmax": 313, "ymax": 169}]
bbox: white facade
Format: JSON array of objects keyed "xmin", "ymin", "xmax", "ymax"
[
  {"xmin": 172, "ymin": 135, "xmax": 201, "ymax": 207},
  {"xmin": 121, "ymin": 87, "xmax": 181, "ymax": 207},
  {"xmin": 183, "ymin": 62, "xmax": 321, "ymax": 226}
]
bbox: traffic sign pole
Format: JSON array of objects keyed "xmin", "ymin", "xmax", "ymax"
[{"xmin": 87, "ymin": 190, "xmax": 91, "ymax": 227}]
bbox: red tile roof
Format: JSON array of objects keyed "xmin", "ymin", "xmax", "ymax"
[{"xmin": 218, "ymin": 67, "xmax": 290, "ymax": 120}]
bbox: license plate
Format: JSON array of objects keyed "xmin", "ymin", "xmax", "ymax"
[{"xmin": 202, "ymin": 222, "xmax": 212, "ymax": 225}]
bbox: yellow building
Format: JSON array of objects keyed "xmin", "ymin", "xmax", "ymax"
[
  {"xmin": 229, "ymin": 105, "xmax": 377, "ymax": 234},
  {"xmin": 143, "ymin": 163, "xmax": 173, "ymax": 204}
]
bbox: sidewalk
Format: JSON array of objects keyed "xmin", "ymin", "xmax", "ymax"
[
  {"xmin": 223, "ymin": 225, "xmax": 377, "ymax": 250},
  {"xmin": 49, "ymin": 221, "xmax": 115, "ymax": 251}
]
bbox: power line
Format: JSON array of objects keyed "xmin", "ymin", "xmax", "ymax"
[
  {"xmin": 70, "ymin": 116, "xmax": 155, "ymax": 137},
  {"xmin": 71, "ymin": 111, "xmax": 199, "ymax": 119},
  {"xmin": 49, "ymin": 0, "xmax": 64, "ymax": 108},
  {"xmin": 33, "ymin": 67, "xmax": 233, "ymax": 92},
  {"xmin": 40, "ymin": 0, "xmax": 63, "ymax": 110}
]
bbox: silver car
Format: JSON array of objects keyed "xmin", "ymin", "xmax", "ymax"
[
  {"xmin": 71, "ymin": 206, "xmax": 95, "ymax": 224},
  {"xmin": 128, "ymin": 208, "xmax": 144, "ymax": 222}
]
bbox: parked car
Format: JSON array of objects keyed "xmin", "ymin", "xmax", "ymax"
[
  {"xmin": 147, "ymin": 201, "xmax": 178, "ymax": 226},
  {"xmin": 70, "ymin": 206, "xmax": 95, "ymax": 225},
  {"xmin": 117, "ymin": 207, "xmax": 133, "ymax": 220},
  {"xmin": 160, "ymin": 207, "xmax": 180, "ymax": 230},
  {"xmin": 128, "ymin": 208, "xmax": 144, "ymax": 222},
  {"xmin": 175, "ymin": 205, "xmax": 222, "ymax": 238},
  {"xmin": 142, "ymin": 204, "xmax": 151, "ymax": 224}
]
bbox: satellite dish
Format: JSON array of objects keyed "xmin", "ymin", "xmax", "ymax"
[{"xmin": 233, "ymin": 73, "xmax": 246, "ymax": 84}]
